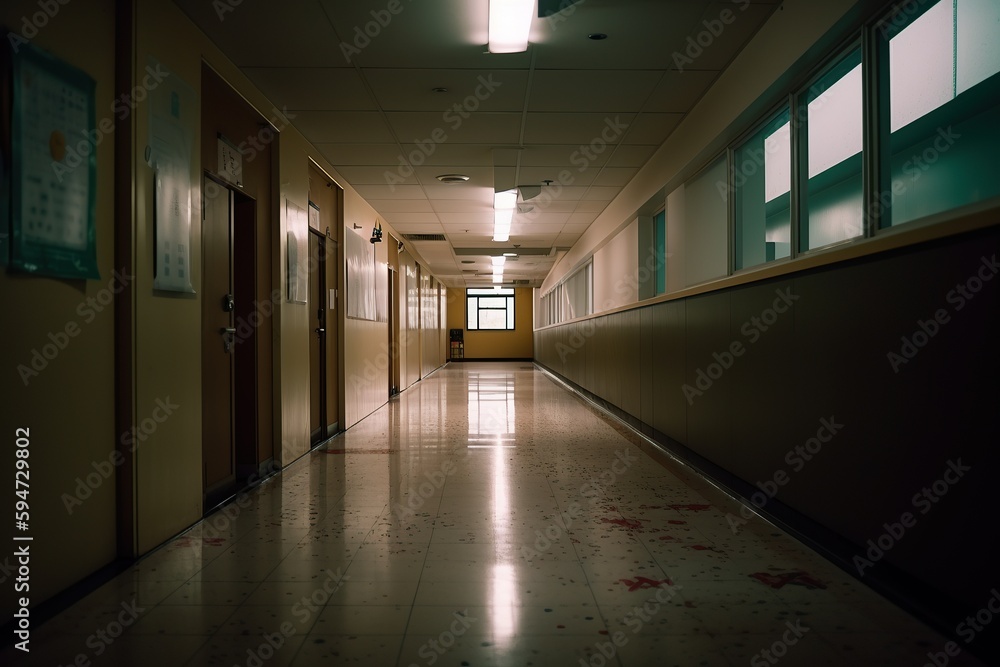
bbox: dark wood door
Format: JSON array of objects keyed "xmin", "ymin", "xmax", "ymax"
[
  {"xmin": 202, "ymin": 177, "xmax": 235, "ymax": 510},
  {"xmin": 309, "ymin": 230, "xmax": 326, "ymax": 444}
]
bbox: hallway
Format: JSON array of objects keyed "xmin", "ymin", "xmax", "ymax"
[{"xmin": 7, "ymin": 362, "xmax": 984, "ymax": 667}]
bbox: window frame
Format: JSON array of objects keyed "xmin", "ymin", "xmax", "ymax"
[
  {"xmin": 466, "ymin": 287, "xmax": 515, "ymax": 331},
  {"xmin": 731, "ymin": 100, "xmax": 794, "ymax": 273}
]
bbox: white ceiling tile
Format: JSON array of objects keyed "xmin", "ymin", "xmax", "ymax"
[
  {"xmin": 438, "ymin": 212, "xmax": 495, "ymax": 225},
  {"xmin": 519, "ymin": 211, "xmax": 571, "ymax": 225},
  {"xmin": 421, "ymin": 185, "xmax": 495, "ymax": 202},
  {"xmin": 645, "ymin": 70, "xmax": 720, "ymax": 112},
  {"xmin": 624, "ymin": 113, "xmax": 685, "ymax": 145},
  {"xmin": 318, "ymin": 143, "xmax": 405, "ymax": 166},
  {"xmin": 291, "ymin": 111, "xmax": 395, "ymax": 143},
  {"xmin": 336, "ymin": 166, "xmax": 416, "ymax": 185},
  {"xmin": 527, "ymin": 70, "xmax": 661, "ymax": 112},
  {"xmin": 605, "ymin": 144, "xmax": 658, "ymax": 168},
  {"xmin": 354, "ymin": 184, "xmax": 425, "ymax": 199},
  {"xmin": 380, "ymin": 211, "xmax": 442, "ymax": 224},
  {"xmin": 574, "ymin": 200, "xmax": 612, "ymax": 212},
  {"xmin": 593, "ymin": 168, "xmax": 639, "ymax": 187},
  {"xmin": 365, "ymin": 199, "xmax": 434, "ymax": 212},
  {"xmin": 174, "ymin": 0, "xmax": 347, "ymax": 67},
  {"xmin": 523, "ymin": 113, "xmax": 634, "ymax": 145},
  {"xmin": 243, "ymin": 68, "xmax": 376, "ymax": 110},
  {"xmin": 431, "ymin": 200, "xmax": 494, "ymax": 213},
  {"xmin": 386, "ymin": 112, "xmax": 522, "ymax": 145},
  {"xmin": 530, "ymin": 2, "xmax": 709, "ymax": 70},
  {"xmin": 518, "ymin": 166, "xmax": 596, "ymax": 188},
  {"xmin": 583, "ymin": 186, "xmax": 623, "ymax": 201},
  {"xmin": 396, "ymin": 144, "xmax": 497, "ymax": 166},
  {"xmin": 518, "ymin": 145, "xmax": 588, "ymax": 167},
  {"xmin": 442, "ymin": 222, "xmax": 494, "ymax": 233},
  {"xmin": 363, "ymin": 69, "xmax": 529, "ymax": 112}
]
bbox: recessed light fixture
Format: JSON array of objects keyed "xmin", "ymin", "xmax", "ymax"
[
  {"xmin": 489, "ymin": 0, "xmax": 534, "ymax": 53},
  {"xmin": 588, "ymin": 33, "xmax": 608, "ymax": 40},
  {"xmin": 503, "ymin": 252, "xmax": 517, "ymax": 257},
  {"xmin": 436, "ymin": 174, "xmax": 470, "ymax": 183},
  {"xmin": 461, "ymin": 260, "xmax": 475, "ymax": 264}
]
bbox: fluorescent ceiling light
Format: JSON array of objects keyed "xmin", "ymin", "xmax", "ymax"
[
  {"xmin": 489, "ymin": 0, "xmax": 535, "ymax": 53},
  {"xmin": 493, "ymin": 189, "xmax": 516, "ymax": 241},
  {"xmin": 492, "ymin": 274, "xmax": 504, "ymax": 283},
  {"xmin": 491, "ymin": 256, "xmax": 506, "ymax": 266}
]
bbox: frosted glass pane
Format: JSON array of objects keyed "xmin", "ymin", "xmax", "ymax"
[
  {"xmin": 808, "ymin": 64, "xmax": 863, "ymax": 176},
  {"xmin": 889, "ymin": 0, "xmax": 954, "ymax": 132},
  {"xmin": 765, "ymin": 122, "xmax": 791, "ymax": 202},
  {"xmin": 480, "ymin": 310, "xmax": 507, "ymax": 329},
  {"xmin": 957, "ymin": 0, "xmax": 1000, "ymax": 94},
  {"xmin": 684, "ymin": 155, "xmax": 728, "ymax": 285},
  {"xmin": 506, "ymin": 298, "xmax": 515, "ymax": 328},
  {"xmin": 467, "ymin": 298, "xmax": 477, "ymax": 329}
]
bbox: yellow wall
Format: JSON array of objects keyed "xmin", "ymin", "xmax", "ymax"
[
  {"xmin": 1, "ymin": 0, "xmax": 451, "ymax": 615},
  {"xmin": 447, "ymin": 288, "xmax": 534, "ymax": 359},
  {"xmin": 1, "ymin": 0, "xmax": 117, "ymax": 613}
]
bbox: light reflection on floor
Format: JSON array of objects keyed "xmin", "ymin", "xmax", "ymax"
[{"xmin": 4, "ymin": 362, "xmax": 986, "ymax": 667}]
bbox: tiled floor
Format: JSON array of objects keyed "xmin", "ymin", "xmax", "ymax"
[{"xmin": 5, "ymin": 362, "xmax": 987, "ymax": 666}]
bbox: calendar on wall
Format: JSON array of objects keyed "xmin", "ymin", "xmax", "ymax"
[{"xmin": 8, "ymin": 42, "xmax": 98, "ymax": 280}]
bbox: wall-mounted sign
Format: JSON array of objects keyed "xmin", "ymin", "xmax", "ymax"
[
  {"xmin": 8, "ymin": 42, "xmax": 98, "ymax": 279},
  {"xmin": 217, "ymin": 134, "xmax": 242, "ymax": 187}
]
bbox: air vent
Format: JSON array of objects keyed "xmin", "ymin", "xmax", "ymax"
[
  {"xmin": 402, "ymin": 234, "xmax": 447, "ymax": 242},
  {"xmin": 512, "ymin": 279, "xmax": 530, "ymax": 285}
]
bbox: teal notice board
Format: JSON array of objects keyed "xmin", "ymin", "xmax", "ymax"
[{"xmin": 8, "ymin": 41, "xmax": 98, "ymax": 280}]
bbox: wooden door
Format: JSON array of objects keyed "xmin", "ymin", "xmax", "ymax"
[
  {"xmin": 309, "ymin": 230, "xmax": 327, "ymax": 444},
  {"xmin": 202, "ymin": 176, "xmax": 235, "ymax": 510}
]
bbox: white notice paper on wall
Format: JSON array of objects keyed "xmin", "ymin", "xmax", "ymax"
[{"xmin": 147, "ymin": 57, "xmax": 196, "ymax": 293}]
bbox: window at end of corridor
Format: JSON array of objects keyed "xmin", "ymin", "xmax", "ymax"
[{"xmin": 467, "ymin": 288, "xmax": 515, "ymax": 330}]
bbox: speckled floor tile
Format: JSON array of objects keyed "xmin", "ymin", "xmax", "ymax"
[{"xmin": 18, "ymin": 362, "xmax": 990, "ymax": 667}]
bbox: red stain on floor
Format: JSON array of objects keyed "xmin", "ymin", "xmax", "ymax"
[
  {"xmin": 620, "ymin": 576, "xmax": 673, "ymax": 591},
  {"xmin": 667, "ymin": 504, "xmax": 711, "ymax": 511},
  {"xmin": 667, "ymin": 520, "xmax": 687, "ymax": 525},
  {"xmin": 658, "ymin": 535, "xmax": 678, "ymax": 541},
  {"xmin": 600, "ymin": 517, "xmax": 644, "ymax": 530},
  {"xmin": 749, "ymin": 571, "xmax": 827, "ymax": 590},
  {"xmin": 688, "ymin": 544, "xmax": 718, "ymax": 552}
]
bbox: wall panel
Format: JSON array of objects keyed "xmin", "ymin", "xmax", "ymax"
[{"xmin": 534, "ymin": 225, "xmax": 1000, "ymax": 626}]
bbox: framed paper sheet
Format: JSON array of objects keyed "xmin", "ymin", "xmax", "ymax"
[
  {"xmin": 346, "ymin": 226, "xmax": 375, "ymax": 320},
  {"xmin": 147, "ymin": 57, "xmax": 196, "ymax": 293},
  {"xmin": 308, "ymin": 201, "xmax": 320, "ymax": 231},
  {"xmin": 286, "ymin": 199, "xmax": 307, "ymax": 304},
  {"xmin": 9, "ymin": 42, "xmax": 98, "ymax": 279}
]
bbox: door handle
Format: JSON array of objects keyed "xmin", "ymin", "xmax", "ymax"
[
  {"xmin": 220, "ymin": 327, "xmax": 237, "ymax": 335},
  {"xmin": 220, "ymin": 327, "xmax": 236, "ymax": 353},
  {"xmin": 315, "ymin": 328, "xmax": 325, "ymax": 334}
]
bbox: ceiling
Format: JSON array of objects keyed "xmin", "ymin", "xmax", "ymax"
[{"xmin": 174, "ymin": 0, "xmax": 781, "ymax": 288}]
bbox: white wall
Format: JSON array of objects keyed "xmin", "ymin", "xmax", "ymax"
[{"xmin": 593, "ymin": 219, "xmax": 639, "ymax": 312}]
